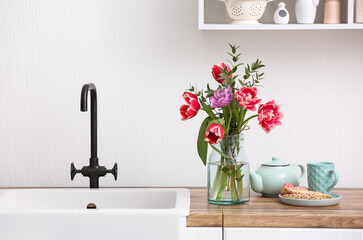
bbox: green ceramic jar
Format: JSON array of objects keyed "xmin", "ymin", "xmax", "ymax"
[{"xmin": 250, "ymin": 157, "xmax": 306, "ymax": 197}]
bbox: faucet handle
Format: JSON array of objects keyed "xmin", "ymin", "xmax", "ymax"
[
  {"xmin": 70, "ymin": 163, "xmax": 82, "ymax": 180},
  {"xmin": 107, "ymin": 163, "xmax": 118, "ymax": 180}
]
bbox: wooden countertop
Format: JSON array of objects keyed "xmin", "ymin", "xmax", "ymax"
[{"xmin": 187, "ymin": 188, "xmax": 363, "ymax": 228}]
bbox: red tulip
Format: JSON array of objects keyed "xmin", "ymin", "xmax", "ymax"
[
  {"xmin": 236, "ymin": 86, "xmax": 262, "ymax": 111},
  {"xmin": 204, "ymin": 123, "xmax": 224, "ymax": 145},
  {"xmin": 180, "ymin": 92, "xmax": 200, "ymax": 121},
  {"xmin": 258, "ymin": 100, "xmax": 283, "ymax": 133},
  {"xmin": 212, "ymin": 63, "xmax": 232, "ymax": 84}
]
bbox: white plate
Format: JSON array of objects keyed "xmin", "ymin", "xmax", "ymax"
[{"xmin": 279, "ymin": 193, "xmax": 342, "ymax": 206}]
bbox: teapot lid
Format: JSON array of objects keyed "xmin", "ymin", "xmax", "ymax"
[{"xmin": 261, "ymin": 157, "xmax": 290, "ymax": 167}]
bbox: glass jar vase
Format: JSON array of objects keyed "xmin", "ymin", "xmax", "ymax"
[{"xmin": 207, "ymin": 134, "xmax": 250, "ymax": 205}]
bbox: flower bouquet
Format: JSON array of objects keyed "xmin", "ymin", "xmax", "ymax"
[{"xmin": 180, "ymin": 44, "xmax": 283, "ymax": 205}]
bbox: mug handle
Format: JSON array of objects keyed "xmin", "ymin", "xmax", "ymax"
[
  {"xmin": 292, "ymin": 164, "xmax": 306, "ymax": 183},
  {"xmin": 327, "ymin": 169, "xmax": 339, "ymax": 193}
]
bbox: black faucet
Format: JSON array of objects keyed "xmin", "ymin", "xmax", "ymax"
[{"xmin": 71, "ymin": 83, "xmax": 118, "ymax": 188}]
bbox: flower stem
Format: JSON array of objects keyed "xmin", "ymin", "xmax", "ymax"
[
  {"xmin": 213, "ymin": 165, "xmax": 222, "ymax": 190},
  {"xmin": 243, "ymin": 114, "xmax": 259, "ymax": 125},
  {"xmin": 230, "ymin": 177, "xmax": 239, "ymax": 200},
  {"xmin": 213, "ymin": 171, "xmax": 228, "ymax": 200},
  {"xmin": 237, "ymin": 170, "xmax": 243, "ymax": 199},
  {"xmin": 239, "ymin": 114, "xmax": 258, "ymax": 132},
  {"xmin": 237, "ymin": 109, "xmax": 246, "ymax": 131},
  {"xmin": 233, "ymin": 178, "xmax": 240, "ymax": 200},
  {"xmin": 226, "ymin": 105, "xmax": 233, "ymax": 134}
]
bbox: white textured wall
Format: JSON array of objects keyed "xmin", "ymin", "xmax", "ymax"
[{"xmin": 0, "ymin": 0, "xmax": 362, "ymax": 188}]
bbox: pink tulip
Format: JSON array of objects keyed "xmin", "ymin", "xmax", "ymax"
[
  {"xmin": 258, "ymin": 100, "xmax": 283, "ymax": 133},
  {"xmin": 236, "ymin": 86, "xmax": 262, "ymax": 111},
  {"xmin": 204, "ymin": 123, "xmax": 224, "ymax": 145},
  {"xmin": 180, "ymin": 92, "xmax": 200, "ymax": 121},
  {"xmin": 212, "ymin": 63, "xmax": 232, "ymax": 84}
]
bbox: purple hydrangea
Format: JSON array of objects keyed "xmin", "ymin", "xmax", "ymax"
[{"xmin": 210, "ymin": 85, "xmax": 233, "ymax": 108}]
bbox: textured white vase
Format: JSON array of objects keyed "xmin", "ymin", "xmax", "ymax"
[{"xmin": 295, "ymin": 0, "xmax": 319, "ymax": 23}]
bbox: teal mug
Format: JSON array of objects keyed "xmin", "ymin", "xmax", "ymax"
[{"xmin": 307, "ymin": 162, "xmax": 339, "ymax": 195}]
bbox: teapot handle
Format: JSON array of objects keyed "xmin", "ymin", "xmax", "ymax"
[{"xmin": 291, "ymin": 164, "xmax": 306, "ymax": 183}]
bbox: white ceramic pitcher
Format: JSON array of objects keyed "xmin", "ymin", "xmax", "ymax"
[{"xmin": 295, "ymin": 0, "xmax": 319, "ymax": 23}]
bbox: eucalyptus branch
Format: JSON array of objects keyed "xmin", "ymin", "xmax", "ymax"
[{"xmin": 242, "ymin": 59, "xmax": 265, "ymax": 87}]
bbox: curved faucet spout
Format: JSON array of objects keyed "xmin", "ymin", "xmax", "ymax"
[
  {"xmin": 81, "ymin": 83, "xmax": 96, "ymax": 112},
  {"xmin": 71, "ymin": 83, "xmax": 118, "ymax": 188},
  {"xmin": 80, "ymin": 83, "xmax": 97, "ymax": 158}
]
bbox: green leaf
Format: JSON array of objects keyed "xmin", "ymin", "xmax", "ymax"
[
  {"xmin": 230, "ymin": 44, "xmax": 236, "ymax": 54},
  {"xmin": 197, "ymin": 117, "xmax": 211, "ymax": 166},
  {"xmin": 210, "ymin": 144, "xmax": 231, "ymax": 159},
  {"xmin": 208, "ymin": 118, "xmax": 226, "ymax": 127},
  {"xmin": 235, "ymin": 174, "xmax": 244, "ymax": 181},
  {"xmin": 236, "ymin": 164, "xmax": 244, "ymax": 171},
  {"xmin": 222, "ymin": 166, "xmax": 234, "ymax": 175},
  {"xmin": 199, "ymin": 100, "xmax": 217, "ymax": 120}
]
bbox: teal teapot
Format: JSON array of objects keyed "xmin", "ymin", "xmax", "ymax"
[{"xmin": 250, "ymin": 157, "xmax": 306, "ymax": 197}]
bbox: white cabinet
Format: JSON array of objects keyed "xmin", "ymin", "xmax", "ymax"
[
  {"xmin": 187, "ymin": 227, "xmax": 223, "ymax": 240},
  {"xmin": 199, "ymin": 0, "xmax": 363, "ymax": 30},
  {"xmin": 224, "ymin": 228, "xmax": 363, "ymax": 240}
]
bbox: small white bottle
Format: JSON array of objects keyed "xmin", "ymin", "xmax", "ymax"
[{"xmin": 274, "ymin": 2, "xmax": 290, "ymax": 24}]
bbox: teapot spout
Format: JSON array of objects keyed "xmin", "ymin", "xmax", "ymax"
[{"xmin": 250, "ymin": 171, "xmax": 263, "ymax": 193}]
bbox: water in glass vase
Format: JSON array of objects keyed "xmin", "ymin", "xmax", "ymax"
[{"xmin": 207, "ymin": 134, "xmax": 250, "ymax": 205}]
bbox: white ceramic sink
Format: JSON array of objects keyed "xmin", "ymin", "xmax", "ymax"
[{"xmin": 0, "ymin": 188, "xmax": 190, "ymax": 240}]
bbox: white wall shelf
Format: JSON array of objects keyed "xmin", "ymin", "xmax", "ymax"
[
  {"xmin": 199, "ymin": 23, "xmax": 363, "ymax": 30},
  {"xmin": 199, "ymin": 0, "xmax": 363, "ymax": 30}
]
